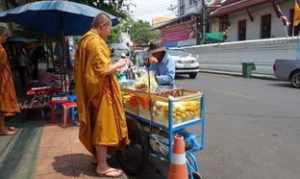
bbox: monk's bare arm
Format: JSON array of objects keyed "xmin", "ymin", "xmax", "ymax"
[
  {"xmin": 105, "ymin": 59, "xmax": 128, "ymax": 74},
  {"xmin": 87, "ymin": 39, "xmax": 127, "ymax": 76}
]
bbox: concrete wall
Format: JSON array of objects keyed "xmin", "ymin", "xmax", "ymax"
[
  {"xmin": 210, "ymin": 0, "xmax": 294, "ymax": 42},
  {"xmin": 179, "ymin": 37, "xmax": 299, "ymax": 75}
]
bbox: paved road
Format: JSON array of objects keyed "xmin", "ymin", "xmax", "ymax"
[{"xmin": 175, "ymin": 73, "xmax": 300, "ymax": 179}]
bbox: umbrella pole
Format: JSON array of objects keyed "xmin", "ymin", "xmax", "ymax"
[
  {"xmin": 60, "ymin": 13, "xmax": 67, "ymax": 93},
  {"xmin": 62, "ymin": 35, "xmax": 66, "ymax": 93}
]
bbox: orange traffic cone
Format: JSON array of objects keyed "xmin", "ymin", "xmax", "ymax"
[{"xmin": 168, "ymin": 135, "xmax": 188, "ymax": 179}]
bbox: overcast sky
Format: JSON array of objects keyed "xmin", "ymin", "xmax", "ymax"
[{"xmin": 129, "ymin": 0, "xmax": 177, "ymax": 22}]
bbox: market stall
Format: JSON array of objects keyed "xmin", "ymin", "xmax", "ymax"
[{"xmin": 117, "ymin": 74, "xmax": 206, "ymax": 179}]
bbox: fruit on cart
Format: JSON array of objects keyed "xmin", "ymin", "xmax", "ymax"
[
  {"xmin": 123, "ymin": 94, "xmax": 139, "ymax": 107},
  {"xmin": 123, "ymin": 94, "xmax": 139, "ymax": 114},
  {"xmin": 138, "ymin": 96, "xmax": 150, "ymax": 110},
  {"xmin": 155, "ymin": 89, "xmax": 181, "ymax": 97},
  {"xmin": 153, "ymin": 100, "xmax": 201, "ymax": 124}
]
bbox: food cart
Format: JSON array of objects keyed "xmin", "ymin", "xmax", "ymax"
[{"xmin": 117, "ymin": 82, "xmax": 206, "ymax": 179}]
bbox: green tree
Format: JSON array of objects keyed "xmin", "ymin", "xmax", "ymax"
[
  {"xmin": 129, "ymin": 20, "xmax": 159, "ymax": 45},
  {"xmin": 70, "ymin": 0, "xmax": 129, "ymax": 19},
  {"xmin": 109, "ymin": 17, "xmax": 134, "ymax": 43}
]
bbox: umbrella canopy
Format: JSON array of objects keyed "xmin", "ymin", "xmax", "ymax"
[
  {"xmin": 0, "ymin": 0, "xmax": 119, "ymax": 37},
  {"xmin": 7, "ymin": 37, "xmax": 39, "ymax": 43}
]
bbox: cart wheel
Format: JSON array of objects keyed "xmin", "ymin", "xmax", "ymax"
[
  {"xmin": 192, "ymin": 172, "xmax": 204, "ymax": 179},
  {"xmin": 117, "ymin": 120, "xmax": 149, "ymax": 175},
  {"xmin": 192, "ymin": 172, "xmax": 203, "ymax": 179}
]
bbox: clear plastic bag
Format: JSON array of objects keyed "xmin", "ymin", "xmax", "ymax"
[{"xmin": 134, "ymin": 71, "xmax": 158, "ymax": 92}]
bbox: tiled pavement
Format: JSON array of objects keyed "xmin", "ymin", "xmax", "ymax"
[{"xmin": 34, "ymin": 125, "xmax": 129, "ymax": 179}]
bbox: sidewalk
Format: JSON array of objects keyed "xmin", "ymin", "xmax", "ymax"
[
  {"xmin": 34, "ymin": 125, "xmax": 128, "ymax": 179},
  {"xmin": 199, "ymin": 69, "xmax": 277, "ymax": 80},
  {"xmin": 0, "ymin": 117, "xmax": 44, "ymax": 179}
]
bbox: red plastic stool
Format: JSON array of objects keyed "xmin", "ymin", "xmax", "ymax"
[
  {"xmin": 61, "ymin": 101, "xmax": 77, "ymax": 128},
  {"xmin": 49, "ymin": 97, "xmax": 68, "ymax": 123}
]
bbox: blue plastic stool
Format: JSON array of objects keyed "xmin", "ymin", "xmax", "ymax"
[{"xmin": 67, "ymin": 95, "xmax": 77, "ymax": 102}]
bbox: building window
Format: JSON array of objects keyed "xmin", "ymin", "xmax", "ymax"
[
  {"xmin": 219, "ymin": 15, "xmax": 229, "ymax": 32},
  {"xmin": 261, "ymin": 14, "xmax": 271, "ymax": 39},
  {"xmin": 289, "ymin": 9, "xmax": 300, "ymax": 36},
  {"xmin": 238, "ymin": 20, "xmax": 247, "ymax": 41}
]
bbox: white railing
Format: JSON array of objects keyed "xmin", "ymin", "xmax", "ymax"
[{"xmin": 176, "ymin": 37, "xmax": 300, "ymax": 75}]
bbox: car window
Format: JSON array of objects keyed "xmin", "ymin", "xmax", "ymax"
[
  {"xmin": 113, "ymin": 49, "xmax": 130, "ymax": 57},
  {"xmin": 135, "ymin": 51, "xmax": 146, "ymax": 67},
  {"xmin": 168, "ymin": 50, "xmax": 189, "ymax": 57}
]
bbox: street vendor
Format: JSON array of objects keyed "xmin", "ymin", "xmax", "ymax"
[
  {"xmin": 74, "ymin": 13, "xmax": 130, "ymax": 178},
  {"xmin": 146, "ymin": 41, "xmax": 175, "ymax": 86},
  {"xmin": 0, "ymin": 26, "xmax": 20, "ymax": 136}
]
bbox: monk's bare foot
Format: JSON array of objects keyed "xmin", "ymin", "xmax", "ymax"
[
  {"xmin": 92, "ymin": 155, "xmax": 111, "ymax": 165},
  {"xmin": 96, "ymin": 167, "xmax": 123, "ymax": 178},
  {"xmin": 8, "ymin": 126, "xmax": 17, "ymax": 131},
  {"xmin": 0, "ymin": 129, "xmax": 17, "ymax": 136}
]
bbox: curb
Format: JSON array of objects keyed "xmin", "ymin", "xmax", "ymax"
[{"xmin": 199, "ymin": 70, "xmax": 278, "ymax": 80}]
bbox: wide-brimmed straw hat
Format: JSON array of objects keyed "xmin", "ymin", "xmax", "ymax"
[{"xmin": 145, "ymin": 41, "xmax": 166, "ymax": 55}]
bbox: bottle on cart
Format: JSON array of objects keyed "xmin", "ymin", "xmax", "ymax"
[{"xmin": 127, "ymin": 66, "xmax": 136, "ymax": 80}]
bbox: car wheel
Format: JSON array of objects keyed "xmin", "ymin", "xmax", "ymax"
[
  {"xmin": 290, "ymin": 71, "xmax": 300, "ymax": 88},
  {"xmin": 189, "ymin": 73, "xmax": 197, "ymax": 79}
]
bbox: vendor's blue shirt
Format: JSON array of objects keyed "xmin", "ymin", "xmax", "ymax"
[{"xmin": 149, "ymin": 53, "xmax": 175, "ymax": 85}]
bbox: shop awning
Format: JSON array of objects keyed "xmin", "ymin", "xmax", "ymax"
[{"xmin": 210, "ymin": 0, "xmax": 270, "ymax": 17}]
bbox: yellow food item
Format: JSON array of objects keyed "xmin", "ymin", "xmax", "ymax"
[{"xmin": 153, "ymin": 100, "xmax": 201, "ymax": 125}]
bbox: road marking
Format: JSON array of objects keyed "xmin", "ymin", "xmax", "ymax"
[
  {"xmin": 212, "ymin": 88, "xmax": 254, "ymax": 101},
  {"xmin": 203, "ymin": 74, "xmax": 234, "ymax": 79}
]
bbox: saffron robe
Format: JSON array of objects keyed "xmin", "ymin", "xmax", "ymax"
[
  {"xmin": 0, "ymin": 44, "xmax": 20, "ymax": 116},
  {"xmin": 74, "ymin": 29, "xmax": 129, "ymax": 154}
]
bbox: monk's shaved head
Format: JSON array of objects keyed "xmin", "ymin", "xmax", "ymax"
[{"xmin": 92, "ymin": 13, "xmax": 112, "ymax": 28}]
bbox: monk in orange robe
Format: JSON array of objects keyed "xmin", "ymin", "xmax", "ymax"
[
  {"xmin": 74, "ymin": 13, "xmax": 130, "ymax": 177},
  {"xmin": 0, "ymin": 26, "xmax": 20, "ymax": 135}
]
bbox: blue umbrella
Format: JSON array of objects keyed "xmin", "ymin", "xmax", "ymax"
[
  {"xmin": 8, "ymin": 37, "xmax": 39, "ymax": 43},
  {"xmin": 0, "ymin": 0, "xmax": 119, "ymax": 37}
]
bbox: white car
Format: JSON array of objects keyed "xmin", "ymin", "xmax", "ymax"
[{"xmin": 168, "ymin": 49, "xmax": 200, "ymax": 79}]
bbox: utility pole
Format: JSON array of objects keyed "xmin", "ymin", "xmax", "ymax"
[
  {"xmin": 201, "ymin": 0, "xmax": 207, "ymax": 44},
  {"xmin": 197, "ymin": 0, "xmax": 207, "ymax": 44}
]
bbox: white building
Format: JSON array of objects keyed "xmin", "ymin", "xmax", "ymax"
[{"xmin": 209, "ymin": 0, "xmax": 297, "ymax": 42}]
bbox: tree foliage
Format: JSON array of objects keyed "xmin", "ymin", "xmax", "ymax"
[
  {"xmin": 70, "ymin": 0, "xmax": 129, "ymax": 19},
  {"xmin": 129, "ymin": 20, "xmax": 159, "ymax": 45},
  {"xmin": 109, "ymin": 17, "xmax": 133, "ymax": 43},
  {"xmin": 109, "ymin": 19, "xmax": 159, "ymax": 45}
]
